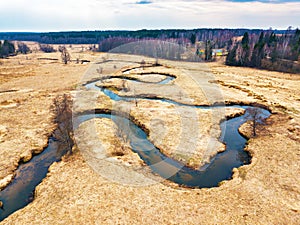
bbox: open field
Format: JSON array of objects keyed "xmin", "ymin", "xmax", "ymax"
[
  {"xmin": 0, "ymin": 47, "xmax": 299, "ymax": 224},
  {"xmin": 0, "ymin": 45, "xmax": 99, "ymax": 189}
]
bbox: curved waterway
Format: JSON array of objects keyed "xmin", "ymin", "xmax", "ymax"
[
  {"xmin": 76, "ymin": 107, "xmax": 269, "ymax": 188},
  {"xmin": 0, "ymin": 72, "xmax": 270, "ymax": 221},
  {"xmin": 0, "ymin": 138, "xmax": 67, "ymax": 221},
  {"xmin": 83, "ymin": 80, "xmax": 270, "ymax": 188},
  {"xmin": 84, "ymin": 73, "xmax": 175, "ymax": 90}
]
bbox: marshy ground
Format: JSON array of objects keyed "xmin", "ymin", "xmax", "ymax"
[{"xmin": 0, "ymin": 45, "xmax": 299, "ymax": 224}]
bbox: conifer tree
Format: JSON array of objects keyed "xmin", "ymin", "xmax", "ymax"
[
  {"xmin": 250, "ymin": 32, "xmax": 265, "ymax": 68},
  {"xmin": 205, "ymin": 40, "xmax": 213, "ymax": 61},
  {"xmin": 0, "ymin": 40, "xmax": 15, "ymax": 58},
  {"xmin": 226, "ymin": 44, "xmax": 238, "ymax": 66},
  {"xmin": 240, "ymin": 32, "xmax": 250, "ymax": 66}
]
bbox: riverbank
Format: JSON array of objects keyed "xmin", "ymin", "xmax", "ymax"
[
  {"xmin": 3, "ymin": 110, "xmax": 299, "ymax": 224},
  {"xmin": 0, "ymin": 46, "xmax": 101, "ymax": 190},
  {"xmin": 1, "ymin": 51, "xmax": 299, "ymax": 224},
  {"xmin": 79, "ymin": 62, "xmax": 247, "ymax": 169}
]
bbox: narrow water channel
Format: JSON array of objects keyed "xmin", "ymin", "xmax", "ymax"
[
  {"xmin": 82, "ymin": 79, "xmax": 270, "ymax": 188},
  {"xmin": 76, "ymin": 105, "xmax": 270, "ymax": 189},
  {"xmin": 0, "ymin": 73, "xmax": 271, "ymax": 221},
  {"xmin": 0, "ymin": 138, "xmax": 67, "ymax": 221}
]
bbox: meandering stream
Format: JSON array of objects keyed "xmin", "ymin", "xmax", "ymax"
[
  {"xmin": 83, "ymin": 79, "xmax": 270, "ymax": 188},
  {"xmin": 0, "ymin": 138, "xmax": 67, "ymax": 221},
  {"xmin": 0, "ymin": 70, "xmax": 270, "ymax": 221}
]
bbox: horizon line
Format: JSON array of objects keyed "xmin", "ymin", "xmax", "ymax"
[{"xmin": 0, "ymin": 27, "xmax": 297, "ymax": 33}]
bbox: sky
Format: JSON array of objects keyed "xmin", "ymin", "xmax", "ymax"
[{"xmin": 0, "ymin": 0, "xmax": 299, "ymax": 32}]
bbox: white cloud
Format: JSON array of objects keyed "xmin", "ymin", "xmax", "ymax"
[{"xmin": 0, "ymin": 0, "xmax": 299, "ymax": 31}]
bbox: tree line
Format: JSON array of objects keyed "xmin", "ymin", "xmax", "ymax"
[
  {"xmin": 1, "ymin": 28, "xmax": 299, "ymax": 73},
  {"xmin": 0, "ymin": 41, "xmax": 71, "ymax": 65},
  {"xmin": 0, "ymin": 40, "xmax": 15, "ymax": 58},
  {"xmin": 0, "ymin": 29, "xmax": 274, "ymax": 45},
  {"xmin": 226, "ymin": 28, "xmax": 300, "ymax": 73},
  {"xmin": 0, "ymin": 41, "xmax": 31, "ymax": 58}
]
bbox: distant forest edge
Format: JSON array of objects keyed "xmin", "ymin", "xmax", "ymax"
[
  {"xmin": 0, "ymin": 28, "xmax": 299, "ymax": 73},
  {"xmin": 0, "ymin": 29, "xmax": 275, "ymax": 44}
]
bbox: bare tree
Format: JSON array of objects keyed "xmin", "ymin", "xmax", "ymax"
[
  {"xmin": 51, "ymin": 94, "xmax": 74, "ymax": 154},
  {"xmin": 17, "ymin": 42, "xmax": 30, "ymax": 54},
  {"xmin": 141, "ymin": 59, "xmax": 146, "ymax": 69},
  {"xmin": 39, "ymin": 44, "xmax": 56, "ymax": 53},
  {"xmin": 116, "ymin": 127, "xmax": 129, "ymax": 147},
  {"xmin": 121, "ymin": 80, "xmax": 128, "ymax": 91},
  {"xmin": 112, "ymin": 122, "xmax": 131, "ymax": 156},
  {"xmin": 60, "ymin": 46, "xmax": 71, "ymax": 64},
  {"xmin": 96, "ymin": 66, "xmax": 103, "ymax": 74},
  {"xmin": 245, "ymin": 107, "xmax": 265, "ymax": 137},
  {"xmin": 133, "ymin": 88, "xmax": 138, "ymax": 107}
]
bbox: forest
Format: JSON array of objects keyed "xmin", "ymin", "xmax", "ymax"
[
  {"xmin": 0, "ymin": 28, "xmax": 299, "ymax": 73},
  {"xmin": 0, "ymin": 29, "xmax": 265, "ymax": 45},
  {"xmin": 225, "ymin": 28, "xmax": 300, "ymax": 73},
  {"xmin": 0, "ymin": 40, "xmax": 15, "ymax": 58}
]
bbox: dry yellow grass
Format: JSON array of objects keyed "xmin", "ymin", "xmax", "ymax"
[
  {"xmin": 0, "ymin": 50, "xmax": 299, "ymax": 224},
  {"xmin": 0, "ymin": 46, "xmax": 101, "ymax": 189}
]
